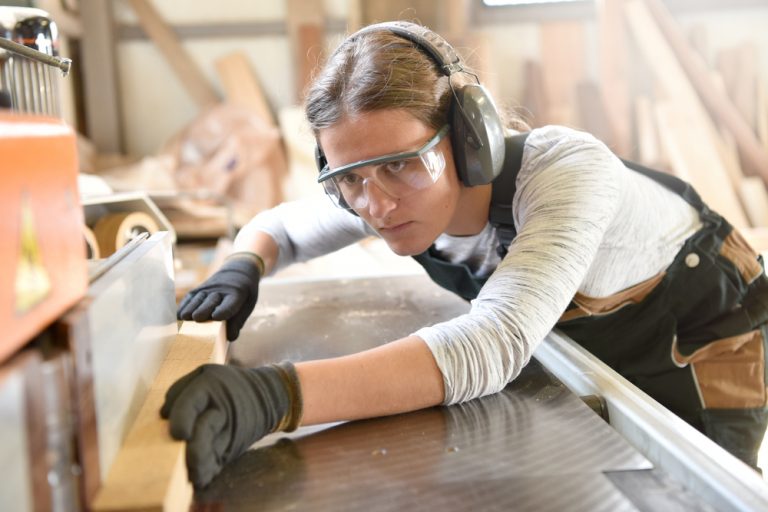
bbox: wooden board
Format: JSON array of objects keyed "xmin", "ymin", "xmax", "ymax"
[
  {"xmin": 625, "ymin": 0, "xmax": 749, "ymax": 228},
  {"xmin": 654, "ymin": 102, "xmax": 749, "ymax": 228},
  {"xmin": 716, "ymin": 44, "xmax": 757, "ymax": 132},
  {"xmin": 539, "ymin": 21, "xmax": 586, "ymax": 126},
  {"xmin": 740, "ymin": 177, "xmax": 768, "ymax": 228},
  {"xmin": 634, "ymin": 96, "xmax": 664, "ymax": 169},
  {"xmin": 521, "ymin": 59, "xmax": 549, "ymax": 128},
  {"xmin": 127, "ymin": 0, "xmax": 218, "ymax": 109},
  {"xmin": 641, "ymin": 0, "xmax": 768, "ymax": 185},
  {"xmin": 576, "ymin": 81, "xmax": 617, "ymax": 152},
  {"xmin": 285, "ymin": 0, "xmax": 325, "ymax": 103},
  {"xmin": 758, "ymin": 77, "xmax": 768, "ymax": 152},
  {"xmin": 214, "ymin": 52, "xmax": 275, "ymax": 126},
  {"xmin": 596, "ymin": 0, "xmax": 631, "ymax": 156},
  {"xmin": 92, "ymin": 321, "xmax": 227, "ymax": 512}
]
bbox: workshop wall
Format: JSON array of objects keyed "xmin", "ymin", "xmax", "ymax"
[
  {"xmin": 107, "ymin": 1, "xmax": 768, "ymax": 159},
  {"xmin": 111, "ymin": 0, "xmax": 344, "ymax": 156}
]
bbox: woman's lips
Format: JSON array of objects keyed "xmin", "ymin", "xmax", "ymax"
[{"xmin": 379, "ymin": 221, "xmax": 413, "ymax": 234}]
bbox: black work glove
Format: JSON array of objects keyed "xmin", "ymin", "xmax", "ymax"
[
  {"xmin": 160, "ymin": 362, "xmax": 303, "ymax": 488},
  {"xmin": 177, "ymin": 252, "xmax": 263, "ymax": 341}
]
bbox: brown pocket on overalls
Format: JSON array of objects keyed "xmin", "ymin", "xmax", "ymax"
[
  {"xmin": 672, "ymin": 329, "xmax": 768, "ymax": 409},
  {"xmin": 719, "ymin": 229, "xmax": 763, "ymax": 285},
  {"xmin": 560, "ymin": 272, "xmax": 666, "ymax": 322}
]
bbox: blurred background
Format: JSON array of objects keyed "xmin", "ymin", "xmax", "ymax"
[
  {"xmin": 4, "ymin": 0, "xmax": 768, "ymax": 295},
  {"xmin": 3, "ymin": 3, "xmax": 768, "ymax": 511}
]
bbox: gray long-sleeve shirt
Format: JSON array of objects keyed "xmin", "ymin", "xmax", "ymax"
[{"xmin": 248, "ymin": 125, "xmax": 702, "ymax": 404}]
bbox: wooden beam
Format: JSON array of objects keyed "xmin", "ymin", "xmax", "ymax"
[
  {"xmin": 127, "ymin": 0, "xmax": 219, "ymax": 109},
  {"xmin": 285, "ymin": 0, "xmax": 325, "ymax": 103},
  {"xmin": 596, "ymin": 0, "xmax": 631, "ymax": 156},
  {"xmin": 716, "ymin": 44, "xmax": 757, "ymax": 132},
  {"xmin": 214, "ymin": 52, "xmax": 275, "ymax": 126},
  {"xmin": 78, "ymin": 0, "xmax": 123, "ymax": 153},
  {"xmin": 576, "ymin": 81, "xmax": 617, "ymax": 151},
  {"xmin": 92, "ymin": 322, "xmax": 227, "ymax": 512},
  {"xmin": 634, "ymin": 96, "xmax": 664, "ymax": 169},
  {"xmin": 642, "ymin": 0, "xmax": 768, "ymax": 185},
  {"xmin": 521, "ymin": 59, "xmax": 549, "ymax": 128},
  {"xmin": 539, "ymin": 21, "xmax": 586, "ymax": 126},
  {"xmin": 625, "ymin": 0, "xmax": 749, "ymax": 228},
  {"xmin": 654, "ymin": 102, "xmax": 749, "ymax": 228},
  {"xmin": 759, "ymin": 78, "xmax": 768, "ymax": 151}
]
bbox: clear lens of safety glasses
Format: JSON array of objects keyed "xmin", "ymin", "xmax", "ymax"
[{"xmin": 318, "ymin": 125, "xmax": 449, "ymax": 210}]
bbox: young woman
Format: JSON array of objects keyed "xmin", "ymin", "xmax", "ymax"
[{"xmin": 164, "ymin": 21, "xmax": 768, "ymax": 487}]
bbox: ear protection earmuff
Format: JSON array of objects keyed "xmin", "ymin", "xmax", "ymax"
[{"xmin": 314, "ymin": 21, "xmax": 506, "ymax": 187}]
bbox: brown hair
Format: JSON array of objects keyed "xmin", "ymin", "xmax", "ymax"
[{"xmin": 304, "ymin": 29, "xmax": 469, "ymax": 135}]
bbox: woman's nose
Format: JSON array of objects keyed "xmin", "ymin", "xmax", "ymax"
[{"xmin": 364, "ymin": 179, "xmax": 398, "ymax": 218}]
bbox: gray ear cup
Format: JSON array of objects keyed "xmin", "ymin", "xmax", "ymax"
[
  {"xmin": 451, "ymin": 84, "xmax": 506, "ymax": 186},
  {"xmin": 318, "ymin": 21, "xmax": 506, "ymax": 188}
]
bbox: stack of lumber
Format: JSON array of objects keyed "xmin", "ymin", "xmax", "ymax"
[{"xmin": 522, "ymin": 0, "xmax": 768, "ymax": 249}]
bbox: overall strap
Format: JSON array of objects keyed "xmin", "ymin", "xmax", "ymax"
[
  {"xmin": 619, "ymin": 159, "xmax": 706, "ymax": 211},
  {"xmin": 489, "ymin": 133, "xmax": 716, "ymax": 258},
  {"xmin": 490, "ymin": 132, "xmax": 530, "ymax": 257}
]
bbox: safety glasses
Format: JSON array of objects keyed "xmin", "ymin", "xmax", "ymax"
[{"xmin": 318, "ymin": 125, "xmax": 449, "ymax": 210}]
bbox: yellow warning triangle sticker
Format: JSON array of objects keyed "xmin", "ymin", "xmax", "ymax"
[{"xmin": 15, "ymin": 193, "xmax": 51, "ymax": 314}]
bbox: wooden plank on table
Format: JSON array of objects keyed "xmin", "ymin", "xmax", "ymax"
[
  {"xmin": 92, "ymin": 322, "xmax": 227, "ymax": 512},
  {"xmin": 127, "ymin": 0, "xmax": 218, "ymax": 109},
  {"xmin": 625, "ymin": 0, "xmax": 749, "ymax": 228},
  {"xmin": 641, "ymin": 0, "xmax": 768, "ymax": 186},
  {"xmin": 214, "ymin": 52, "xmax": 275, "ymax": 126}
]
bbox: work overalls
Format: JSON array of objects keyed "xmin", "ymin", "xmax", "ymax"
[{"xmin": 413, "ymin": 150, "xmax": 768, "ymax": 468}]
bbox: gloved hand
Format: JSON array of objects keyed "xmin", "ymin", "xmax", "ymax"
[
  {"xmin": 177, "ymin": 252, "xmax": 263, "ymax": 341},
  {"xmin": 160, "ymin": 362, "xmax": 303, "ymax": 488}
]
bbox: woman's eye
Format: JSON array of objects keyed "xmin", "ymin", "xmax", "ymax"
[
  {"xmin": 339, "ymin": 173, "xmax": 361, "ymax": 186},
  {"xmin": 385, "ymin": 160, "xmax": 408, "ymax": 173}
]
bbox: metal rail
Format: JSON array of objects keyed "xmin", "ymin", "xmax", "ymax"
[{"xmin": 535, "ymin": 329, "xmax": 768, "ymax": 512}]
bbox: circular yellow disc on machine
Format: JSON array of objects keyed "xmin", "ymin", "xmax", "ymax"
[{"xmin": 93, "ymin": 212, "xmax": 159, "ymax": 257}]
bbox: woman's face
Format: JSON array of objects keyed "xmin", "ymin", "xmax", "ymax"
[{"xmin": 318, "ymin": 109, "xmax": 463, "ymax": 256}]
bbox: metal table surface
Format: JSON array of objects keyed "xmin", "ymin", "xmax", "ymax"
[{"xmin": 194, "ymin": 275, "xmax": 714, "ymax": 511}]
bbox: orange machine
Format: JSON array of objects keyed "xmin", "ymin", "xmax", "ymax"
[{"xmin": 0, "ymin": 111, "xmax": 87, "ymax": 363}]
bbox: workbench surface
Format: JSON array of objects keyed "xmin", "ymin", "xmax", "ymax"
[{"xmin": 193, "ymin": 275, "xmax": 713, "ymax": 511}]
